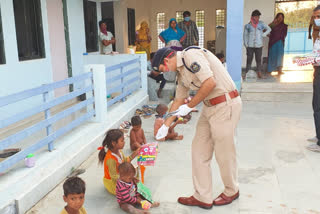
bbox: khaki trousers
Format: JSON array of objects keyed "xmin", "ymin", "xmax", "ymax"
[{"xmin": 192, "ymin": 95, "xmax": 242, "ymax": 204}]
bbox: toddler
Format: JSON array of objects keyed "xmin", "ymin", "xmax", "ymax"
[
  {"xmin": 116, "ymin": 162, "xmax": 159, "ymax": 214},
  {"xmin": 130, "ymin": 116, "xmax": 147, "ymax": 151},
  {"xmin": 154, "ymin": 104, "xmax": 184, "ymax": 141}
]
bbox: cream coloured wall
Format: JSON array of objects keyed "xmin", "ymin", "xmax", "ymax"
[
  {"xmin": 113, "ymin": 0, "xmax": 226, "ymax": 53},
  {"xmin": 46, "ymin": 0, "xmax": 69, "ymax": 97},
  {"xmin": 149, "ymin": 0, "xmax": 226, "ymax": 51}
]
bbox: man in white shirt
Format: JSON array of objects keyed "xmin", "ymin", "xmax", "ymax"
[{"xmin": 99, "ymin": 21, "xmax": 116, "ymax": 54}]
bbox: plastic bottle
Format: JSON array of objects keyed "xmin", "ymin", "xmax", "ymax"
[
  {"xmin": 25, "ymin": 154, "xmax": 36, "ymax": 168},
  {"xmin": 245, "ymin": 70, "xmax": 257, "ymax": 83}
]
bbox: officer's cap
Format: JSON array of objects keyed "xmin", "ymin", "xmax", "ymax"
[
  {"xmin": 251, "ymin": 10, "xmax": 261, "ymax": 17},
  {"xmin": 151, "ymin": 47, "xmax": 175, "ymax": 72}
]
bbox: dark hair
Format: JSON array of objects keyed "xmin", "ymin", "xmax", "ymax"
[
  {"xmin": 183, "ymin": 11, "xmax": 191, "ymax": 17},
  {"xmin": 314, "ymin": 5, "xmax": 320, "ymax": 12},
  {"xmin": 275, "ymin": 12, "xmax": 284, "ymax": 19},
  {"xmin": 251, "ymin": 9, "xmax": 261, "ymax": 17},
  {"xmin": 63, "ymin": 177, "xmax": 86, "ymax": 196},
  {"xmin": 131, "ymin": 116, "xmax": 142, "ymax": 126},
  {"xmin": 98, "ymin": 129, "xmax": 124, "ymax": 164},
  {"xmin": 118, "ymin": 162, "xmax": 136, "ymax": 177},
  {"xmin": 156, "ymin": 104, "xmax": 167, "ymax": 115},
  {"xmin": 99, "ymin": 20, "xmax": 106, "ymax": 28},
  {"xmin": 216, "ymin": 53, "xmax": 225, "ymax": 60},
  {"xmin": 150, "ymin": 52, "xmax": 155, "ymax": 61}
]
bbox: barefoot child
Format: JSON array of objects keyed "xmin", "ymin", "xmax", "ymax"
[
  {"xmin": 98, "ymin": 129, "xmax": 140, "ymax": 195},
  {"xmin": 116, "ymin": 162, "xmax": 160, "ymax": 214},
  {"xmin": 60, "ymin": 177, "xmax": 87, "ymax": 214},
  {"xmin": 130, "ymin": 116, "xmax": 147, "ymax": 151},
  {"xmin": 154, "ymin": 104, "xmax": 185, "ymax": 141},
  {"xmin": 130, "ymin": 116, "xmax": 147, "ymax": 183}
]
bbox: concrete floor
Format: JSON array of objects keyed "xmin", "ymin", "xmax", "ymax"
[{"xmin": 26, "ymin": 98, "xmax": 320, "ymax": 214}]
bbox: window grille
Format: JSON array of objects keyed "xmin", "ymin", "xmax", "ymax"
[
  {"xmin": 196, "ymin": 10, "xmax": 205, "ymax": 48},
  {"xmin": 157, "ymin": 13, "xmax": 166, "ymax": 49}
]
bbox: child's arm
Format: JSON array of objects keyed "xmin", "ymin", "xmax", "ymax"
[
  {"xmin": 142, "ymin": 129, "xmax": 147, "ymax": 144},
  {"xmin": 106, "ymin": 159, "xmax": 119, "ymax": 183}
]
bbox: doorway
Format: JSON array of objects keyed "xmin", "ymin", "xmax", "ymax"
[
  {"xmin": 274, "ymin": 0, "xmax": 317, "ymax": 82},
  {"xmin": 101, "ymin": 2, "xmax": 116, "ymax": 51}
]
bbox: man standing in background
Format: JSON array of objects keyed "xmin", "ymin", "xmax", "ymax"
[
  {"xmin": 178, "ymin": 11, "xmax": 199, "ymax": 49},
  {"xmin": 243, "ymin": 10, "xmax": 271, "ymax": 79}
]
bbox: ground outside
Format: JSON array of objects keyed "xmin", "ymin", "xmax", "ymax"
[{"xmin": 27, "ymin": 79, "xmax": 320, "ymax": 214}]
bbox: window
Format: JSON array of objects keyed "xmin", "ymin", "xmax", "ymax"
[
  {"xmin": 157, "ymin": 13, "xmax": 165, "ymax": 49},
  {"xmin": 216, "ymin": 9, "xmax": 226, "ymax": 27},
  {"xmin": 196, "ymin": 10, "xmax": 205, "ymax": 48},
  {"xmin": 0, "ymin": 8, "xmax": 5, "ymax": 64},
  {"xmin": 13, "ymin": 0, "xmax": 45, "ymax": 61},
  {"xmin": 176, "ymin": 11, "xmax": 184, "ymax": 23},
  {"xmin": 127, "ymin": 8, "xmax": 136, "ymax": 46},
  {"xmin": 83, "ymin": 0, "xmax": 98, "ymax": 52}
]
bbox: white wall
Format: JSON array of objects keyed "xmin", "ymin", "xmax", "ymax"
[
  {"xmin": 242, "ymin": 0, "xmax": 275, "ymax": 68},
  {"xmin": 0, "ymin": 0, "xmax": 53, "ymax": 118}
]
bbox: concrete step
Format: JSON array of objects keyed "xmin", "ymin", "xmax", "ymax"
[{"xmin": 241, "ymin": 82, "xmax": 313, "ymax": 103}]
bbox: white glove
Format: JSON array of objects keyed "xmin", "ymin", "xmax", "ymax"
[
  {"xmin": 156, "ymin": 124, "xmax": 169, "ymax": 140},
  {"xmin": 173, "ymin": 104, "xmax": 193, "ymax": 117}
]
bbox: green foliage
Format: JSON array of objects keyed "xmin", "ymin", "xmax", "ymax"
[{"xmin": 275, "ymin": 3, "xmax": 315, "ymax": 27}]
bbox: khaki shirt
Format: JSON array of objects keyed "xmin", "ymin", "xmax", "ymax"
[{"xmin": 175, "ymin": 48, "xmax": 236, "ymax": 100}]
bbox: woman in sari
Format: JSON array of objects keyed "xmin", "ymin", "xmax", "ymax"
[
  {"xmin": 135, "ymin": 21, "xmax": 152, "ymax": 60},
  {"xmin": 159, "ymin": 18, "xmax": 186, "ymax": 51},
  {"xmin": 267, "ymin": 13, "xmax": 288, "ymax": 75}
]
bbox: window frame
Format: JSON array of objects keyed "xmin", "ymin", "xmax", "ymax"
[
  {"xmin": 127, "ymin": 8, "xmax": 136, "ymax": 46},
  {"xmin": 13, "ymin": 0, "xmax": 45, "ymax": 61},
  {"xmin": 83, "ymin": 0, "xmax": 98, "ymax": 53},
  {"xmin": 216, "ymin": 9, "xmax": 226, "ymax": 28},
  {"xmin": 0, "ymin": 8, "xmax": 5, "ymax": 64},
  {"xmin": 157, "ymin": 12, "xmax": 166, "ymax": 49},
  {"xmin": 176, "ymin": 11, "xmax": 184, "ymax": 23},
  {"xmin": 195, "ymin": 10, "xmax": 205, "ymax": 48}
]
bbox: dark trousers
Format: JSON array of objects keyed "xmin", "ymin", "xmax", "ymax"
[
  {"xmin": 313, "ymin": 66, "xmax": 320, "ymax": 145},
  {"xmin": 246, "ymin": 47, "xmax": 262, "ymax": 73},
  {"xmin": 149, "ymin": 74, "xmax": 166, "ymax": 89}
]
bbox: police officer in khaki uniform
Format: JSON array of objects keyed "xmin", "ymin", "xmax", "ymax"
[{"xmin": 152, "ymin": 47, "xmax": 242, "ymax": 209}]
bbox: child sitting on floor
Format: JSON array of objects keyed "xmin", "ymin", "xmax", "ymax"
[
  {"xmin": 154, "ymin": 104, "xmax": 186, "ymax": 141},
  {"xmin": 116, "ymin": 162, "xmax": 160, "ymax": 214},
  {"xmin": 130, "ymin": 116, "xmax": 147, "ymax": 151},
  {"xmin": 60, "ymin": 177, "xmax": 87, "ymax": 214},
  {"xmin": 98, "ymin": 129, "xmax": 140, "ymax": 195}
]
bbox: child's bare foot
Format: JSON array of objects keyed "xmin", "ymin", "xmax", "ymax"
[
  {"xmin": 151, "ymin": 201, "xmax": 160, "ymax": 208},
  {"xmin": 156, "ymin": 137, "xmax": 165, "ymax": 142},
  {"xmin": 174, "ymin": 135, "xmax": 183, "ymax": 140}
]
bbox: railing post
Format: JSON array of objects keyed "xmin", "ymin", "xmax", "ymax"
[
  {"xmin": 43, "ymin": 91, "xmax": 54, "ymax": 151},
  {"xmin": 89, "ymin": 64, "xmax": 107, "ymax": 122},
  {"xmin": 121, "ymin": 66, "xmax": 125, "ymax": 102},
  {"xmin": 139, "ymin": 54, "xmax": 148, "ymax": 94}
]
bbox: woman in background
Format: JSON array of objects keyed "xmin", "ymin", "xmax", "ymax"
[
  {"xmin": 267, "ymin": 13, "xmax": 288, "ymax": 75},
  {"xmin": 159, "ymin": 18, "xmax": 186, "ymax": 51},
  {"xmin": 135, "ymin": 21, "xmax": 152, "ymax": 60}
]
